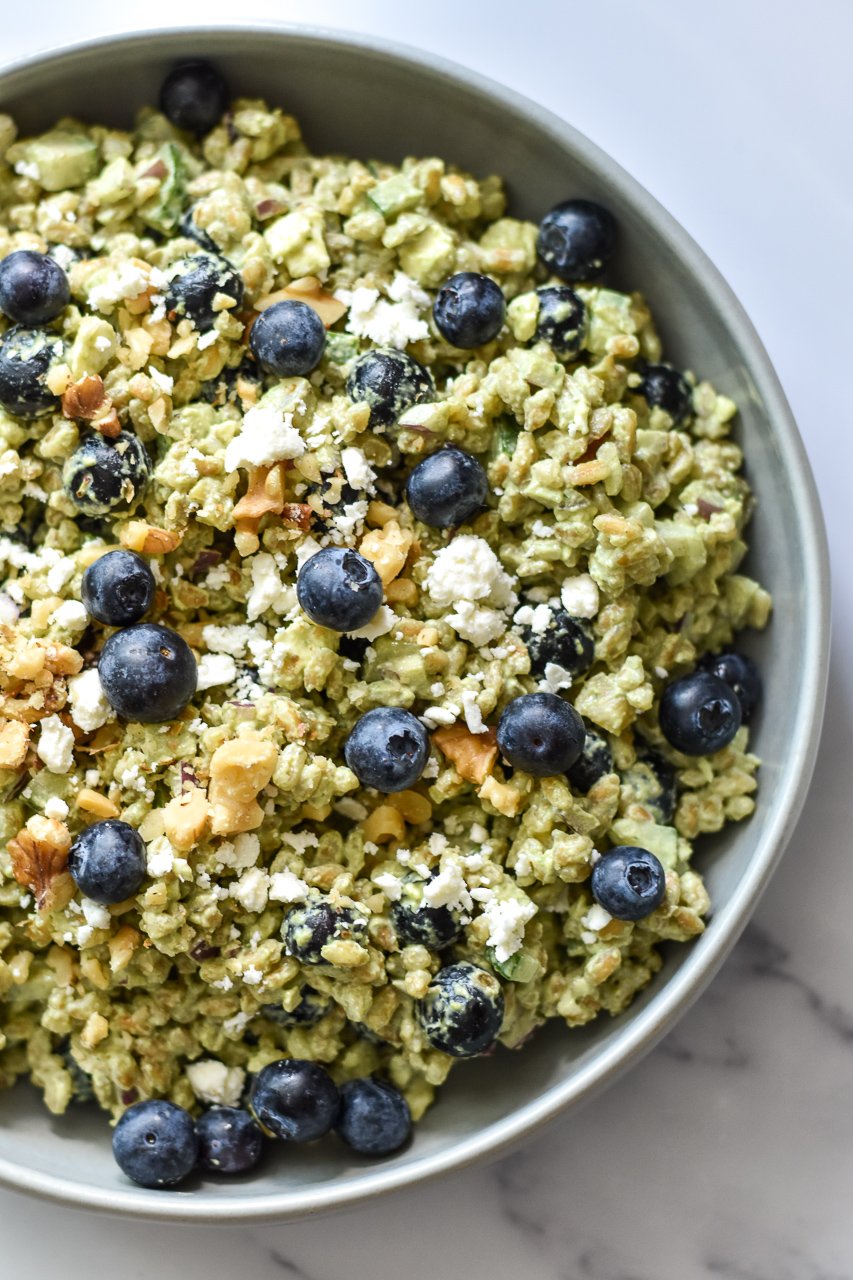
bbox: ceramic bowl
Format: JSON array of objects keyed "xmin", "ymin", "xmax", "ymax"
[{"xmin": 0, "ymin": 24, "xmax": 830, "ymax": 1222}]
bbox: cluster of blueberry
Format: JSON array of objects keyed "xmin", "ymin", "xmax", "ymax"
[{"xmin": 114, "ymin": 1063, "xmax": 412, "ymax": 1189}]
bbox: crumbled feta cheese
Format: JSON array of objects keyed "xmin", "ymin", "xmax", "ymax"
[
  {"xmin": 201, "ymin": 623, "xmax": 257, "ymax": 657},
  {"xmin": 334, "ymin": 797, "xmax": 369, "ymax": 821},
  {"xmin": 222, "ymin": 1011, "xmax": 252, "ymax": 1036},
  {"xmin": 80, "ymin": 897, "xmax": 111, "ymax": 930},
  {"xmin": 581, "ymin": 903, "xmax": 613, "ymax": 933},
  {"xmin": 420, "ymin": 705, "xmax": 459, "ymax": 729},
  {"xmin": 196, "ymin": 330, "xmax": 218, "ymax": 350},
  {"xmin": 445, "ymin": 601, "xmax": 507, "ymax": 647},
  {"xmin": 146, "ymin": 836, "xmax": 176, "ymax": 877},
  {"xmin": 346, "ymin": 604, "xmax": 397, "ymax": 641},
  {"xmin": 247, "ymin": 552, "xmax": 291, "ymax": 620},
  {"xmin": 215, "ymin": 833, "xmax": 260, "ymax": 870},
  {"xmin": 340, "ymin": 446, "xmax": 376, "ymax": 493},
  {"xmin": 53, "ymin": 599, "xmax": 88, "ymax": 631},
  {"xmin": 36, "ymin": 715, "xmax": 75, "ymax": 774},
  {"xmin": 373, "ymin": 872, "xmax": 403, "ymax": 901},
  {"xmin": 561, "ymin": 574, "xmax": 600, "ymax": 618},
  {"xmin": 94, "ymin": 333, "xmax": 112, "ymax": 352},
  {"xmin": 469, "ymin": 822, "xmax": 488, "ymax": 843},
  {"xmin": 44, "ymin": 553, "xmax": 77, "ymax": 593},
  {"xmin": 423, "ymin": 858, "xmax": 473, "ymax": 913},
  {"xmin": 210, "ymin": 975, "xmax": 234, "ymax": 991},
  {"xmin": 481, "ymin": 895, "xmax": 537, "ymax": 962},
  {"xmin": 329, "ymin": 498, "xmax": 369, "ymax": 540},
  {"xmin": 186, "ymin": 1059, "xmax": 246, "ymax": 1108},
  {"xmin": 427, "ymin": 535, "xmax": 516, "ymax": 609},
  {"xmin": 196, "ymin": 653, "xmax": 238, "ymax": 690},
  {"xmin": 224, "ymin": 405, "xmax": 305, "ymax": 471},
  {"xmin": 539, "ymin": 661, "xmax": 574, "ymax": 694},
  {"xmin": 461, "ymin": 689, "xmax": 487, "ymax": 734},
  {"xmin": 0, "ymin": 592, "xmax": 18, "ymax": 624},
  {"xmin": 281, "ymin": 831, "xmax": 319, "ymax": 853},
  {"xmin": 268, "ymin": 870, "xmax": 310, "ymax": 903},
  {"xmin": 44, "ymin": 796, "xmax": 69, "ymax": 821},
  {"xmin": 531, "ymin": 519, "xmax": 553, "ymax": 539},
  {"xmin": 148, "ymin": 366, "xmax": 174, "ymax": 395},
  {"xmin": 242, "ymin": 965, "xmax": 264, "ymax": 985},
  {"xmin": 230, "ymin": 867, "xmax": 270, "ymax": 913},
  {"xmin": 88, "ymin": 261, "xmax": 152, "ymax": 313},
  {"xmin": 336, "ymin": 272, "xmax": 430, "ymax": 349},
  {"xmin": 295, "ymin": 536, "xmax": 323, "ymax": 570}
]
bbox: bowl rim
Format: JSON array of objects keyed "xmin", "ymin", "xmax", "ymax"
[{"xmin": 0, "ymin": 21, "xmax": 831, "ymax": 1223}]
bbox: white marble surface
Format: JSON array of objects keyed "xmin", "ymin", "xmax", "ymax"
[{"xmin": 2, "ymin": 1, "xmax": 852, "ymax": 1275}]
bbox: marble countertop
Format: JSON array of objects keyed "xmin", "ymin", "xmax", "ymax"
[{"xmin": 2, "ymin": 2, "xmax": 851, "ymax": 1276}]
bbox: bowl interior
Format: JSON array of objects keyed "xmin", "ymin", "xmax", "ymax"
[{"xmin": 0, "ymin": 27, "xmax": 828, "ymax": 1220}]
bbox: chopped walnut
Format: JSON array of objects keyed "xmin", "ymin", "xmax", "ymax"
[
  {"xmin": 359, "ymin": 520, "xmax": 413, "ymax": 586},
  {"xmin": 0, "ymin": 719, "xmax": 31, "ymax": 768},
  {"xmin": 61, "ymin": 373, "xmax": 108, "ymax": 421},
  {"xmin": 8, "ymin": 815, "xmax": 72, "ymax": 912},
  {"xmin": 163, "ymin": 785, "xmax": 210, "ymax": 851},
  {"xmin": 119, "ymin": 519, "xmax": 184, "ymax": 555},
  {"xmin": 432, "ymin": 724, "xmax": 498, "ymax": 784},
  {"xmin": 232, "ymin": 463, "xmax": 287, "ymax": 523},
  {"xmin": 255, "ymin": 276, "xmax": 347, "ymax": 328},
  {"xmin": 208, "ymin": 733, "xmax": 278, "ymax": 835}
]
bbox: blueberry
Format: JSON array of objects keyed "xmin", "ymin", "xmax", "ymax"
[
  {"xmin": 390, "ymin": 872, "xmax": 465, "ymax": 950},
  {"xmin": 590, "ymin": 845, "xmax": 667, "ymax": 921},
  {"xmin": 113, "ymin": 1098, "xmax": 198, "ymax": 1188},
  {"xmin": 249, "ymin": 1059, "xmax": 340, "ymax": 1143},
  {"xmin": 0, "ymin": 249, "xmax": 70, "ymax": 325},
  {"xmin": 196, "ymin": 1107, "xmax": 264, "ymax": 1174},
  {"xmin": 619, "ymin": 748, "xmax": 677, "ymax": 824},
  {"xmin": 262, "ymin": 987, "xmax": 330, "ymax": 1027},
  {"xmin": 698, "ymin": 651, "xmax": 762, "ymax": 723},
  {"xmin": 81, "ymin": 550, "xmax": 155, "ymax": 627},
  {"xmin": 639, "ymin": 364, "xmax": 692, "ymax": 424},
  {"xmin": 433, "ymin": 272, "xmax": 505, "ymax": 348},
  {"xmin": 659, "ymin": 670, "xmax": 742, "ymax": 756},
  {"xmin": 405, "ymin": 446, "xmax": 488, "ymax": 529},
  {"xmin": 346, "ymin": 348, "xmax": 434, "ymax": 429},
  {"xmin": 282, "ymin": 892, "xmax": 368, "ymax": 965},
  {"xmin": 249, "ymin": 300, "xmax": 326, "ymax": 377},
  {"xmin": 537, "ymin": 198, "xmax": 616, "ymax": 281},
  {"xmin": 535, "ymin": 285, "xmax": 586, "ymax": 357},
  {"xmin": 98, "ymin": 623, "xmax": 197, "ymax": 723},
  {"xmin": 68, "ymin": 819, "xmax": 147, "ymax": 905},
  {"xmin": 58, "ymin": 1040, "xmax": 95, "ymax": 1103},
  {"xmin": 164, "ymin": 253, "xmax": 244, "ymax": 332},
  {"xmin": 0, "ymin": 326, "xmax": 63, "ymax": 418},
  {"xmin": 335, "ymin": 1078, "xmax": 412, "ymax": 1157},
  {"xmin": 159, "ymin": 60, "xmax": 228, "ymax": 135},
  {"xmin": 344, "ymin": 707, "xmax": 430, "ymax": 792},
  {"xmin": 179, "ymin": 204, "xmax": 220, "ymax": 254},
  {"xmin": 416, "ymin": 961, "xmax": 504, "ymax": 1057},
  {"xmin": 199, "ymin": 355, "xmax": 262, "ymax": 407},
  {"xmin": 296, "ymin": 547, "xmax": 383, "ymax": 632},
  {"xmin": 63, "ymin": 431, "xmax": 151, "ymax": 516},
  {"xmin": 566, "ymin": 723, "xmax": 613, "ymax": 793},
  {"xmin": 520, "ymin": 607, "xmax": 595, "ymax": 680},
  {"xmin": 497, "ymin": 692, "xmax": 586, "ymax": 777},
  {"xmin": 337, "ymin": 634, "xmax": 370, "ymax": 666}
]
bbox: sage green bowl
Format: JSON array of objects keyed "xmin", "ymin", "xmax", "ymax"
[{"xmin": 0, "ymin": 24, "xmax": 830, "ymax": 1223}]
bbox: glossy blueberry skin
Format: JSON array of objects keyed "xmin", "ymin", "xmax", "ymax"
[
  {"xmin": 344, "ymin": 707, "xmax": 431, "ymax": 793},
  {"xmin": 81, "ymin": 550, "xmax": 156, "ymax": 627},
  {"xmin": 179, "ymin": 205, "xmax": 220, "ymax": 254},
  {"xmin": 63, "ymin": 431, "xmax": 151, "ymax": 516},
  {"xmin": 164, "ymin": 253, "xmax": 244, "ymax": 332},
  {"xmin": 0, "ymin": 249, "xmax": 70, "ymax": 325},
  {"xmin": 639, "ymin": 364, "xmax": 692, "ymax": 424},
  {"xmin": 262, "ymin": 987, "xmax": 330, "ymax": 1027},
  {"xmin": 346, "ymin": 348, "xmax": 434, "ymax": 428},
  {"xmin": 497, "ymin": 691, "xmax": 586, "ymax": 777},
  {"xmin": 196, "ymin": 1107, "xmax": 264, "ymax": 1174},
  {"xmin": 391, "ymin": 872, "xmax": 465, "ymax": 950},
  {"xmin": 112, "ymin": 1099, "xmax": 199, "ymax": 1188},
  {"xmin": 159, "ymin": 60, "xmax": 228, "ymax": 135},
  {"xmin": 619, "ymin": 749, "xmax": 677, "ymax": 825},
  {"xmin": 536, "ymin": 198, "xmax": 617, "ymax": 281},
  {"xmin": 659, "ymin": 670, "xmax": 742, "ymax": 756},
  {"xmin": 296, "ymin": 547, "xmax": 383, "ymax": 633},
  {"xmin": 335, "ymin": 1078, "xmax": 412, "ymax": 1157},
  {"xmin": 590, "ymin": 845, "xmax": 667, "ymax": 921},
  {"xmin": 566, "ymin": 723, "xmax": 613, "ymax": 793},
  {"xmin": 249, "ymin": 299, "xmax": 326, "ymax": 377},
  {"xmin": 416, "ymin": 961, "xmax": 504, "ymax": 1058},
  {"xmin": 98, "ymin": 623, "xmax": 198, "ymax": 724},
  {"xmin": 68, "ymin": 819, "xmax": 147, "ymax": 905},
  {"xmin": 249, "ymin": 1059, "xmax": 340, "ymax": 1143},
  {"xmin": 433, "ymin": 272, "xmax": 505, "ymax": 348},
  {"xmin": 282, "ymin": 893, "xmax": 368, "ymax": 966},
  {"xmin": 535, "ymin": 285, "xmax": 586, "ymax": 357},
  {"xmin": 405, "ymin": 446, "xmax": 488, "ymax": 529},
  {"xmin": 521, "ymin": 607, "xmax": 595, "ymax": 680},
  {"xmin": 0, "ymin": 326, "xmax": 63, "ymax": 418},
  {"xmin": 698, "ymin": 650, "xmax": 762, "ymax": 723}
]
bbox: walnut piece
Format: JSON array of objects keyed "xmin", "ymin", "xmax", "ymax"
[
  {"xmin": 359, "ymin": 520, "xmax": 414, "ymax": 586},
  {"xmin": 432, "ymin": 724, "xmax": 498, "ymax": 784},
  {"xmin": 8, "ymin": 816, "xmax": 72, "ymax": 912},
  {"xmin": 119, "ymin": 519, "xmax": 184, "ymax": 555},
  {"xmin": 255, "ymin": 276, "xmax": 347, "ymax": 328},
  {"xmin": 208, "ymin": 734, "xmax": 278, "ymax": 835},
  {"xmin": 163, "ymin": 785, "xmax": 210, "ymax": 851},
  {"xmin": 0, "ymin": 719, "xmax": 31, "ymax": 768},
  {"xmin": 232, "ymin": 463, "xmax": 287, "ymax": 523}
]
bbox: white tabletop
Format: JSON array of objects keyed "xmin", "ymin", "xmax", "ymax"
[{"xmin": 2, "ymin": 3, "xmax": 851, "ymax": 1275}]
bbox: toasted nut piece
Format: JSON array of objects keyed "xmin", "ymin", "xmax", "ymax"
[
  {"xmin": 433, "ymin": 724, "xmax": 498, "ymax": 784},
  {"xmin": 320, "ymin": 939, "xmax": 369, "ymax": 967},
  {"xmin": 77, "ymin": 789, "xmax": 120, "ymax": 819},
  {"xmin": 362, "ymin": 805, "xmax": 407, "ymax": 845},
  {"xmin": 8, "ymin": 816, "xmax": 72, "ymax": 911},
  {"xmin": 385, "ymin": 577, "xmax": 418, "ymax": 606},
  {"xmin": 365, "ymin": 500, "xmax": 398, "ymax": 528},
  {"xmin": 477, "ymin": 774, "xmax": 523, "ymax": 817},
  {"xmin": 80, "ymin": 1011, "xmax": 110, "ymax": 1048},
  {"xmin": 108, "ymin": 924, "xmax": 141, "ymax": 973},
  {"xmin": 119, "ymin": 519, "xmax": 184, "ymax": 555},
  {"xmin": 163, "ymin": 785, "xmax": 210, "ymax": 851},
  {"xmin": 359, "ymin": 520, "xmax": 414, "ymax": 586},
  {"xmin": 300, "ymin": 803, "xmax": 331, "ymax": 822},
  {"xmin": 6, "ymin": 649, "xmax": 46, "ymax": 680},
  {"xmin": 30, "ymin": 597, "xmax": 64, "ymax": 629},
  {"xmin": 232, "ymin": 463, "xmax": 287, "ymax": 522},
  {"xmin": 0, "ymin": 720, "xmax": 31, "ymax": 768},
  {"xmin": 43, "ymin": 643, "xmax": 84, "ymax": 676},
  {"xmin": 255, "ymin": 276, "xmax": 347, "ymax": 328},
  {"xmin": 209, "ymin": 734, "xmax": 278, "ymax": 835},
  {"xmin": 46, "ymin": 945, "xmax": 76, "ymax": 987},
  {"xmin": 62, "ymin": 373, "xmax": 108, "ymax": 421},
  {"xmin": 388, "ymin": 789, "xmax": 432, "ymax": 825}
]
